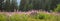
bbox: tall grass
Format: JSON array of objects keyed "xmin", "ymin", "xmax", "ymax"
[
  {"xmin": 0, "ymin": 13, "xmax": 60, "ymax": 21},
  {"xmin": 0, "ymin": 14, "xmax": 7, "ymax": 21}
]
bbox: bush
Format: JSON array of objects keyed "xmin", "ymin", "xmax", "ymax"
[
  {"xmin": 55, "ymin": 4, "xmax": 60, "ymax": 12},
  {"xmin": 29, "ymin": 13, "xmax": 52, "ymax": 20}
]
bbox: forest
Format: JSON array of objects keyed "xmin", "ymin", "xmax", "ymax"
[{"xmin": 0, "ymin": 0, "xmax": 60, "ymax": 12}]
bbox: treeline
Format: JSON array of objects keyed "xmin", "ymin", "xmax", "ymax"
[
  {"xmin": 0, "ymin": 0, "xmax": 60, "ymax": 12},
  {"xmin": 0, "ymin": 0, "xmax": 17, "ymax": 12}
]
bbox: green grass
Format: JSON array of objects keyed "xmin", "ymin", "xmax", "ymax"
[
  {"xmin": 0, "ymin": 13, "xmax": 60, "ymax": 21},
  {"xmin": 0, "ymin": 14, "xmax": 7, "ymax": 21}
]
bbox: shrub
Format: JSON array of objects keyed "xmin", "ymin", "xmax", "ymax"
[
  {"xmin": 55, "ymin": 4, "xmax": 60, "ymax": 12},
  {"xmin": 30, "ymin": 13, "xmax": 54, "ymax": 20}
]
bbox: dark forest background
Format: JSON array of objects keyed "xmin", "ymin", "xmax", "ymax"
[{"xmin": 0, "ymin": 0, "xmax": 60, "ymax": 12}]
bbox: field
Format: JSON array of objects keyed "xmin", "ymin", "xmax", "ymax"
[
  {"xmin": 0, "ymin": 11, "xmax": 60, "ymax": 21},
  {"xmin": 0, "ymin": 0, "xmax": 60, "ymax": 21}
]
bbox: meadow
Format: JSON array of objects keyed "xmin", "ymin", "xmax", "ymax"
[
  {"xmin": 0, "ymin": 11, "xmax": 60, "ymax": 21},
  {"xmin": 0, "ymin": 0, "xmax": 60, "ymax": 21}
]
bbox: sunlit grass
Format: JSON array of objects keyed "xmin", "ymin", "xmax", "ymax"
[
  {"xmin": 0, "ymin": 14, "xmax": 7, "ymax": 21},
  {"xmin": 0, "ymin": 12, "xmax": 60, "ymax": 21}
]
